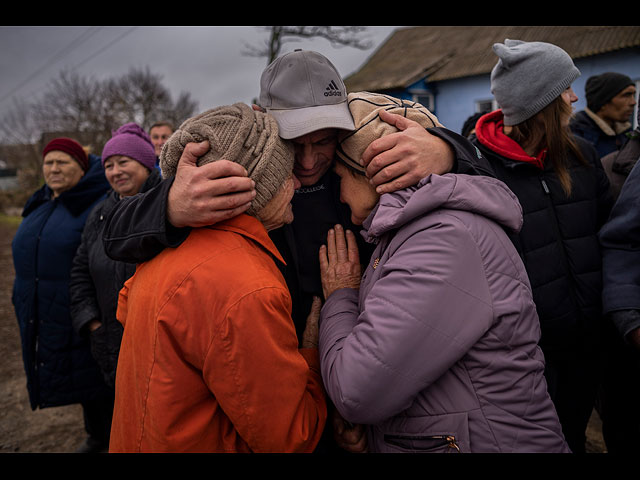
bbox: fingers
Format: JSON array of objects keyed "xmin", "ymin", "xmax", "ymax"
[
  {"xmin": 367, "ymin": 155, "xmax": 408, "ymax": 187},
  {"xmin": 378, "ymin": 108, "xmax": 411, "ymax": 130},
  {"xmin": 206, "ymin": 190, "xmax": 255, "ymax": 213},
  {"xmin": 178, "ymin": 142, "xmax": 250, "ymax": 182},
  {"xmin": 345, "ymin": 229, "xmax": 360, "ymax": 263},
  {"xmin": 198, "ymin": 159, "xmax": 249, "ymax": 181},
  {"xmin": 308, "ymin": 296, "xmax": 322, "ymax": 318},
  {"xmin": 179, "ymin": 141, "xmax": 210, "ymax": 167},
  {"xmin": 361, "ymin": 110, "xmax": 416, "ymax": 168},
  {"xmin": 197, "ymin": 175, "xmax": 255, "ymax": 199},
  {"xmin": 322, "ymin": 225, "xmax": 357, "ymax": 261},
  {"xmin": 318, "ymin": 244, "xmax": 328, "ymax": 274},
  {"xmin": 302, "ymin": 296, "xmax": 321, "ymax": 349},
  {"xmin": 325, "ymin": 227, "xmax": 337, "ymax": 266},
  {"xmin": 334, "ymin": 225, "xmax": 348, "ymax": 263},
  {"xmin": 324, "ymin": 225, "xmax": 351, "ymax": 263},
  {"xmin": 361, "ymin": 133, "xmax": 398, "ymax": 170}
]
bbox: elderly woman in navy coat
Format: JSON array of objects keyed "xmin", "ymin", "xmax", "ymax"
[{"xmin": 12, "ymin": 137, "xmax": 112, "ymax": 453}]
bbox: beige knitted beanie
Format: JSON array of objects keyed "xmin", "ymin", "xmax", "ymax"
[
  {"xmin": 160, "ymin": 103, "xmax": 294, "ymax": 215},
  {"xmin": 337, "ymin": 92, "xmax": 442, "ymax": 174}
]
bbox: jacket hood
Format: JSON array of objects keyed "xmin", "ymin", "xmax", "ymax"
[
  {"xmin": 475, "ymin": 110, "xmax": 547, "ymax": 169},
  {"xmin": 363, "ymin": 173, "xmax": 523, "ymax": 241}
]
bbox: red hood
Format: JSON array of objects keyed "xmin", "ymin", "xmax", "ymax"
[{"xmin": 475, "ymin": 110, "xmax": 546, "ymax": 169}]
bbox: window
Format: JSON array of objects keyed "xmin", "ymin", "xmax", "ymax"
[
  {"xmin": 409, "ymin": 90, "xmax": 434, "ymax": 111},
  {"xmin": 475, "ymin": 99, "xmax": 498, "ymax": 113}
]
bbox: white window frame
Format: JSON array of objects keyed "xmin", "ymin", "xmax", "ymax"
[
  {"xmin": 475, "ymin": 98, "xmax": 498, "ymax": 113},
  {"xmin": 409, "ymin": 90, "xmax": 435, "ymax": 111}
]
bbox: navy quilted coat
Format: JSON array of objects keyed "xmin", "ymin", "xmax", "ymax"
[{"xmin": 12, "ymin": 154, "xmax": 111, "ymax": 410}]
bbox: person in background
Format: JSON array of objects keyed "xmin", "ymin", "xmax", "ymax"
[
  {"xmin": 317, "ymin": 91, "xmax": 569, "ymax": 453},
  {"xmin": 100, "ymin": 50, "xmax": 494, "ymax": 453},
  {"xmin": 109, "ymin": 104, "xmax": 326, "ymax": 453},
  {"xmin": 596, "ymin": 108, "xmax": 640, "ymax": 453},
  {"xmin": 471, "ymin": 39, "xmax": 614, "ymax": 453},
  {"xmin": 149, "ymin": 121, "xmax": 174, "ymax": 158},
  {"xmin": 460, "ymin": 111, "xmax": 488, "ymax": 139},
  {"xmin": 69, "ymin": 123, "xmax": 162, "ymax": 447},
  {"xmin": 11, "ymin": 137, "xmax": 112, "ymax": 453},
  {"xmin": 570, "ymin": 72, "xmax": 636, "ymax": 158},
  {"xmin": 599, "ymin": 108, "xmax": 640, "ymax": 200}
]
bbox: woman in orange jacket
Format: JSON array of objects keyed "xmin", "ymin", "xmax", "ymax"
[{"xmin": 109, "ymin": 103, "xmax": 327, "ymax": 453}]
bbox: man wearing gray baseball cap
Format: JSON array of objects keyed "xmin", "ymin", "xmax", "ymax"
[
  {"xmin": 101, "ymin": 48, "xmax": 493, "ymax": 453},
  {"xmin": 258, "ymin": 50, "xmax": 357, "ymax": 140}
]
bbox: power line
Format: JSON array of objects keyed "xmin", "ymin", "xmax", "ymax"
[
  {"xmin": 73, "ymin": 27, "xmax": 138, "ymax": 69},
  {"xmin": 0, "ymin": 26, "xmax": 138, "ymax": 107},
  {"xmin": 0, "ymin": 27, "xmax": 103, "ymax": 104}
]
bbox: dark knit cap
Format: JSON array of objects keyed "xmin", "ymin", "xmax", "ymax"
[
  {"xmin": 42, "ymin": 137, "xmax": 89, "ymax": 171},
  {"xmin": 586, "ymin": 72, "xmax": 634, "ymax": 113},
  {"xmin": 160, "ymin": 103, "xmax": 294, "ymax": 216}
]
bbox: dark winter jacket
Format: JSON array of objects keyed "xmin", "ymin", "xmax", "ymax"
[
  {"xmin": 473, "ymin": 110, "xmax": 614, "ymax": 352},
  {"xmin": 12, "ymin": 154, "xmax": 111, "ymax": 410},
  {"xmin": 69, "ymin": 169, "xmax": 162, "ymax": 388},
  {"xmin": 570, "ymin": 110, "xmax": 631, "ymax": 158},
  {"xmin": 102, "ymin": 127, "xmax": 495, "ymax": 339},
  {"xmin": 600, "ymin": 159, "xmax": 640, "ymax": 339},
  {"xmin": 600, "ymin": 127, "xmax": 640, "ymax": 200},
  {"xmin": 319, "ymin": 174, "xmax": 569, "ymax": 453}
]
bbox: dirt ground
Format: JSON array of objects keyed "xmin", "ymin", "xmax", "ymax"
[{"xmin": 0, "ymin": 218, "xmax": 608, "ymax": 454}]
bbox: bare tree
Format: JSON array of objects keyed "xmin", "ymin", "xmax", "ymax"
[
  {"xmin": 0, "ymin": 66, "xmax": 198, "ymax": 189},
  {"xmin": 244, "ymin": 26, "xmax": 373, "ymax": 64},
  {"xmin": 36, "ymin": 69, "xmax": 108, "ymax": 145},
  {"xmin": 0, "ymin": 97, "xmax": 46, "ymax": 183}
]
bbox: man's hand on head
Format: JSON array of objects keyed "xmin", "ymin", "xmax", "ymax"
[
  {"xmin": 361, "ymin": 110, "xmax": 454, "ymax": 194},
  {"xmin": 166, "ymin": 141, "xmax": 256, "ymax": 228}
]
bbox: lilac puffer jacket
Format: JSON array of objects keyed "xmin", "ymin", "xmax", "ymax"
[{"xmin": 319, "ymin": 174, "xmax": 570, "ymax": 453}]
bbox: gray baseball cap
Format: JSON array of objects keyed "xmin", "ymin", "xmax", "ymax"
[{"xmin": 258, "ymin": 49, "xmax": 356, "ymax": 139}]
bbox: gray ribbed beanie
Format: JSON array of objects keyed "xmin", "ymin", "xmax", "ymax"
[
  {"xmin": 491, "ymin": 39, "xmax": 581, "ymax": 126},
  {"xmin": 160, "ymin": 103, "xmax": 294, "ymax": 216}
]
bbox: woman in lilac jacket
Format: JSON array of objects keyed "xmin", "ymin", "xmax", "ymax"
[{"xmin": 317, "ymin": 92, "xmax": 569, "ymax": 453}]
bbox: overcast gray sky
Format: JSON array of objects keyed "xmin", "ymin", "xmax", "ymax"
[{"xmin": 0, "ymin": 26, "xmax": 401, "ymax": 113}]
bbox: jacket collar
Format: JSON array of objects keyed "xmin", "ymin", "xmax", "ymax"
[
  {"xmin": 584, "ymin": 107, "xmax": 632, "ymax": 136},
  {"xmin": 207, "ymin": 214, "xmax": 286, "ymax": 266},
  {"xmin": 475, "ymin": 110, "xmax": 547, "ymax": 169}
]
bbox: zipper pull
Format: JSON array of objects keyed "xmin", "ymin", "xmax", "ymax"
[
  {"xmin": 540, "ymin": 178, "xmax": 550, "ymax": 194},
  {"xmin": 446, "ymin": 435, "xmax": 460, "ymax": 452}
]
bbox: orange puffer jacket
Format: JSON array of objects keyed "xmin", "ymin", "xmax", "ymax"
[{"xmin": 109, "ymin": 214, "xmax": 327, "ymax": 452}]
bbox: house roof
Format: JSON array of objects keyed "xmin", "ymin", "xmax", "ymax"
[{"xmin": 344, "ymin": 26, "xmax": 640, "ymax": 92}]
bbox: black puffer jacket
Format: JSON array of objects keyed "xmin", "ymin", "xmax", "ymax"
[
  {"xmin": 70, "ymin": 169, "xmax": 162, "ymax": 387},
  {"xmin": 473, "ymin": 111, "xmax": 614, "ymax": 352}
]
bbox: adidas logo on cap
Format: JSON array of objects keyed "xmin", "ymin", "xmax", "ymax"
[{"xmin": 324, "ymin": 80, "xmax": 342, "ymax": 97}]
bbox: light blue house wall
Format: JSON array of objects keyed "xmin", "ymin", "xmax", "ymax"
[{"xmin": 394, "ymin": 48, "xmax": 640, "ymax": 136}]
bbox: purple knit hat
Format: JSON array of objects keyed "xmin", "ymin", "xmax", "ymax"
[{"xmin": 101, "ymin": 122, "xmax": 157, "ymax": 170}]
